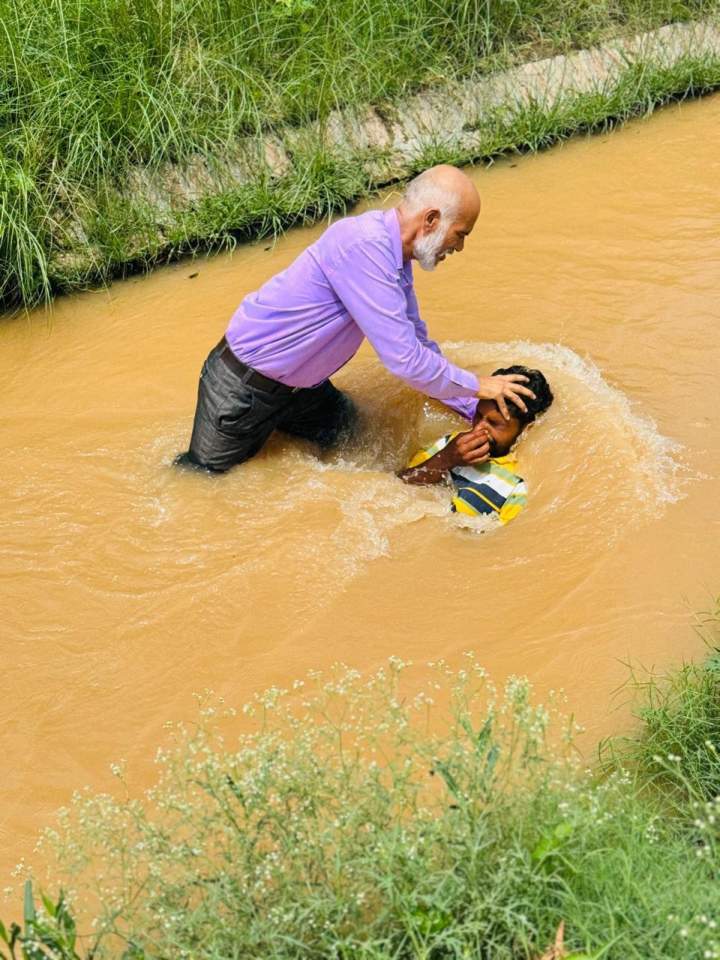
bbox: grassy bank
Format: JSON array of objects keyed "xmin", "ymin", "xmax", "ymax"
[
  {"xmin": 3, "ymin": 610, "xmax": 720, "ymax": 960},
  {"xmin": 77, "ymin": 51, "xmax": 720, "ymax": 293},
  {"xmin": 1, "ymin": 0, "xmax": 719, "ymax": 309}
]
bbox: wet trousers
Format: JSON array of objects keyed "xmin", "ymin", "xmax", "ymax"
[{"xmin": 176, "ymin": 339, "xmax": 357, "ymax": 473}]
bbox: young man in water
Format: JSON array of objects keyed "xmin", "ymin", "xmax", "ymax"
[{"xmin": 398, "ymin": 366, "xmax": 553, "ymax": 524}]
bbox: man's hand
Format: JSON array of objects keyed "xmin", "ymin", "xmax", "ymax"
[
  {"xmin": 477, "ymin": 373, "xmax": 535, "ymax": 420},
  {"xmin": 446, "ymin": 424, "xmax": 491, "ymax": 467}
]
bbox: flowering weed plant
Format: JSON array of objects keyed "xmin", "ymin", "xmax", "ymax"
[{"xmin": 4, "ymin": 651, "xmax": 720, "ymax": 959}]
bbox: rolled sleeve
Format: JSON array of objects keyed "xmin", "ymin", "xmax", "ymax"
[{"xmin": 327, "ymin": 238, "xmax": 478, "ymax": 401}]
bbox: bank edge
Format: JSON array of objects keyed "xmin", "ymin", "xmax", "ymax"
[{"xmin": 10, "ymin": 18, "xmax": 720, "ymax": 308}]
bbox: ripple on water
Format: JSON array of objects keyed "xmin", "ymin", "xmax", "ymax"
[{"xmin": 122, "ymin": 340, "xmax": 693, "ymax": 612}]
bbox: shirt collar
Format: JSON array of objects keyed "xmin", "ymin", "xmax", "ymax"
[{"xmin": 383, "ymin": 208, "xmax": 404, "ymax": 273}]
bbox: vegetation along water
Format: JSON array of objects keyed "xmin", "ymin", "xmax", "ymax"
[
  {"xmin": 1, "ymin": 0, "xmax": 719, "ymax": 307},
  {"xmin": 2, "ymin": 0, "xmax": 720, "ymax": 955},
  {"xmin": 3, "ymin": 632, "xmax": 720, "ymax": 959},
  {"xmin": 2, "ymin": 94, "xmax": 720, "ymax": 880}
]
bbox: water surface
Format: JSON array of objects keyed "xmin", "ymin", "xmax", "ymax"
[{"xmin": 2, "ymin": 94, "xmax": 719, "ymax": 880}]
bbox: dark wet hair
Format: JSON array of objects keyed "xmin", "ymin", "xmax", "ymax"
[{"xmin": 492, "ymin": 365, "xmax": 554, "ymax": 425}]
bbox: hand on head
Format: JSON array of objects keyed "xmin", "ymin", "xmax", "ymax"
[
  {"xmin": 477, "ymin": 373, "xmax": 536, "ymax": 421},
  {"xmin": 452, "ymin": 366, "xmax": 554, "ymax": 466}
]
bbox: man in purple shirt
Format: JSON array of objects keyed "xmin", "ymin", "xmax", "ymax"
[{"xmin": 177, "ymin": 165, "xmax": 533, "ymax": 473}]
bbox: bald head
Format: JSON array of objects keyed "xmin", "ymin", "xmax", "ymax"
[
  {"xmin": 397, "ymin": 165, "xmax": 481, "ymax": 271},
  {"xmin": 402, "ymin": 164, "xmax": 480, "ymax": 220}
]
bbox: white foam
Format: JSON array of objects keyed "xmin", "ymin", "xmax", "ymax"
[{"xmin": 443, "ymin": 339, "xmax": 693, "ymax": 509}]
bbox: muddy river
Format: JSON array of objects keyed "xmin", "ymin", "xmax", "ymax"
[{"xmin": 1, "ymin": 94, "xmax": 719, "ymax": 881}]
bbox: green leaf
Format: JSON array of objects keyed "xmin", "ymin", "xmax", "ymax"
[
  {"xmin": 40, "ymin": 893, "xmax": 56, "ymax": 919},
  {"xmin": 434, "ymin": 761, "xmax": 461, "ymax": 800},
  {"xmin": 704, "ymin": 654, "xmax": 720, "ymax": 674},
  {"xmin": 225, "ymin": 775, "xmax": 244, "ymax": 801},
  {"xmin": 57, "ymin": 893, "xmax": 76, "ymax": 937},
  {"xmin": 62, "ymin": 920, "xmax": 78, "ymax": 951},
  {"xmin": 532, "ymin": 820, "xmax": 574, "ymax": 862},
  {"xmin": 411, "ymin": 909, "xmax": 452, "ymax": 936},
  {"xmin": 23, "ymin": 881, "xmax": 36, "ymax": 928},
  {"xmin": 0, "ymin": 919, "xmax": 8, "ymax": 945},
  {"xmin": 475, "ymin": 717, "xmax": 493, "ymax": 755},
  {"xmin": 532, "ymin": 835, "xmax": 554, "ymax": 862},
  {"xmin": 554, "ymin": 821, "xmax": 574, "ymax": 841},
  {"xmin": 483, "ymin": 744, "xmax": 499, "ymax": 782}
]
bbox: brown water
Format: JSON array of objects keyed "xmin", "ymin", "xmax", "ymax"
[{"xmin": 2, "ymin": 94, "xmax": 719, "ymax": 882}]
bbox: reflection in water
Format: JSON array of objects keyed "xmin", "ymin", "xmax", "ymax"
[{"xmin": 1, "ymin": 94, "xmax": 719, "ymax": 882}]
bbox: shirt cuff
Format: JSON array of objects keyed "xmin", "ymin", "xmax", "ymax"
[
  {"xmin": 439, "ymin": 365, "xmax": 478, "ymax": 400},
  {"xmin": 441, "ymin": 395, "xmax": 478, "ymax": 421}
]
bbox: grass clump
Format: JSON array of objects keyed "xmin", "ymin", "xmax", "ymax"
[
  {"xmin": 1, "ymin": 0, "xmax": 719, "ymax": 307},
  {"xmin": 603, "ymin": 600, "xmax": 720, "ymax": 807},
  {"xmin": 5, "ymin": 629, "xmax": 720, "ymax": 960},
  {"xmin": 45, "ymin": 52, "xmax": 720, "ymax": 304},
  {"xmin": 47, "ymin": 144, "xmax": 377, "ymax": 297}
]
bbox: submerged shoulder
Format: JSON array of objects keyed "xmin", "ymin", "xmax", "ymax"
[
  {"xmin": 406, "ymin": 431, "xmax": 456, "ymax": 469},
  {"xmin": 489, "ymin": 457, "xmax": 524, "ymax": 485}
]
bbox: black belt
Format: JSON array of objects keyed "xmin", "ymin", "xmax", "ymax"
[{"xmin": 215, "ymin": 338, "xmax": 302, "ymax": 396}]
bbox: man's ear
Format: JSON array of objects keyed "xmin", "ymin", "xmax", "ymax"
[{"xmin": 422, "ymin": 208, "xmax": 442, "ymax": 233}]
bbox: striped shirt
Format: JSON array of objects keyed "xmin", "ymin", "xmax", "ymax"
[{"xmin": 407, "ymin": 431, "xmax": 528, "ymax": 524}]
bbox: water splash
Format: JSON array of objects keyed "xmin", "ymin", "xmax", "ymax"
[{"xmin": 139, "ymin": 341, "xmax": 693, "ymax": 607}]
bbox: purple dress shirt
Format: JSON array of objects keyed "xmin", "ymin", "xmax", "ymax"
[{"xmin": 225, "ymin": 207, "xmax": 479, "ymax": 420}]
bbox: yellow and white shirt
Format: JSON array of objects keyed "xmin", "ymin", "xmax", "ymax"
[{"xmin": 407, "ymin": 431, "xmax": 528, "ymax": 525}]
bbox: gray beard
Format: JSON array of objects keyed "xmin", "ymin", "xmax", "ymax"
[{"xmin": 413, "ymin": 230, "xmax": 445, "ymax": 271}]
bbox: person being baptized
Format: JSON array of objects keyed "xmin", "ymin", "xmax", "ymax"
[{"xmin": 398, "ymin": 365, "xmax": 554, "ymax": 524}]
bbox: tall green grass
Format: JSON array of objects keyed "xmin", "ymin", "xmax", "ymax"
[
  {"xmin": 4, "ymin": 630, "xmax": 720, "ymax": 960},
  {"xmin": 49, "ymin": 53, "xmax": 720, "ymax": 299},
  {"xmin": 603, "ymin": 599, "xmax": 720, "ymax": 807},
  {"xmin": 0, "ymin": 0, "xmax": 718, "ymax": 308}
]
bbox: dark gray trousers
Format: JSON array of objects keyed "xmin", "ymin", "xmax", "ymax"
[{"xmin": 176, "ymin": 340, "xmax": 357, "ymax": 473}]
